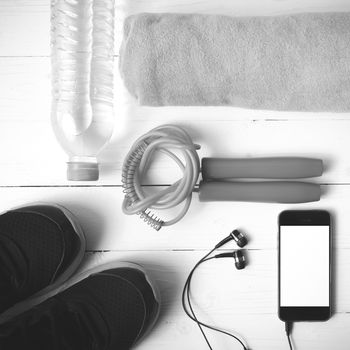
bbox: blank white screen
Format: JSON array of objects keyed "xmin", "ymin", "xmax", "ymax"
[{"xmin": 280, "ymin": 226, "xmax": 329, "ymax": 307}]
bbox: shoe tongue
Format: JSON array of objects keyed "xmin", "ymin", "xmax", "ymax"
[{"xmin": 0, "ymin": 234, "xmax": 29, "ymax": 311}]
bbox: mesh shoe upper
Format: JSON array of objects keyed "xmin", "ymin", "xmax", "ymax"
[
  {"xmin": 0, "ymin": 267, "xmax": 160, "ymax": 350},
  {"xmin": 0, "ymin": 205, "xmax": 82, "ymax": 314}
]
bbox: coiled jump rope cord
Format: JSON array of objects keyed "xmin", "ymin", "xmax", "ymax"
[
  {"xmin": 122, "ymin": 125, "xmax": 200, "ymax": 230},
  {"xmin": 122, "ymin": 125, "xmax": 322, "ymax": 230}
]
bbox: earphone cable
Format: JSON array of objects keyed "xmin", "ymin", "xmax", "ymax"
[
  {"xmin": 182, "ymin": 249, "xmax": 216, "ymax": 349},
  {"xmin": 183, "ymin": 258, "xmax": 248, "ymax": 350},
  {"xmin": 186, "ymin": 257, "xmax": 216, "ymax": 349},
  {"xmin": 287, "ymin": 334, "xmax": 293, "ymax": 350},
  {"xmin": 285, "ymin": 322, "xmax": 294, "ymax": 350},
  {"xmin": 182, "ymin": 248, "xmax": 248, "ymax": 350},
  {"xmin": 184, "ymin": 259, "xmax": 248, "ymax": 350}
]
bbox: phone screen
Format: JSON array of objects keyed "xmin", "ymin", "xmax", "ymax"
[{"xmin": 280, "ymin": 225, "xmax": 330, "ymax": 307}]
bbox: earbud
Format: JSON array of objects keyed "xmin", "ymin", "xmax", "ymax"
[
  {"xmin": 233, "ymin": 250, "xmax": 246, "ymax": 270},
  {"xmin": 214, "ymin": 229, "xmax": 248, "ymax": 270},
  {"xmin": 215, "ymin": 229, "xmax": 248, "ymax": 248},
  {"xmin": 215, "ymin": 250, "xmax": 247, "ymax": 270},
  {"xmin": 230, "ymin": 229, "xmax": 248, "ymax": 248}
]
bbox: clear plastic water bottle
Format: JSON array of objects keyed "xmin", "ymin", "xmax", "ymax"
[{"xmin": 51, "ymin": 0, "xmax": 115, "ymax": 181}]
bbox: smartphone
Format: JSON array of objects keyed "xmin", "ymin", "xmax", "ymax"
[{"xmin": 278, "ymin": 210, "xmax": 331, "ymax": 321}]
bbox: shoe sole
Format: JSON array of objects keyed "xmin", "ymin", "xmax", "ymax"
[{"xmin": 0, "ymin": 202, "xmax": 86, "ymax": 324}]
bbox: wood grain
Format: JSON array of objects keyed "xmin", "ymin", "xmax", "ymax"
[
  {"xmin": 81, "ymin": 250, "xmax": 350, "ymax": 349},
  {"xmin": 0, "ymin": 186, "xmax": 348, "ymax": 251},
  {"xmin": 1, "ymin": 114, "xmax": 350, "ymax": 185},
  {"xmin": 1, "ymin": 1, "xmax": 350, "ymax": 349}
]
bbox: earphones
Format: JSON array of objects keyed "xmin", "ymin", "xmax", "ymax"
[
  {"xmin": 182, "ymin": 229, "xmax": 250, "ymax": 350},
  {"xmin": 214, "ymin": 229, "xmax": 247, "ymax": 270}
]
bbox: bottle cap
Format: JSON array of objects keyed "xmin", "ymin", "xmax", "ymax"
[{"xmin": 67, "ymin": 162, "xmax": 99, "ymax": 181}]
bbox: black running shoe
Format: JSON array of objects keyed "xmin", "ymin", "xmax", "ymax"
[
  {"xmin": 0, "ymin": 263, "xmax": 160, "ymax": 350},
  {"xmin": 0, "ymin": 204, "xmax": 85, "ymax": 318}
]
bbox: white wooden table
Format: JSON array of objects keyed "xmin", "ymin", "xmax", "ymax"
[{"xmin": 1, "ymin": 0, "xmax": 350, "ymax": 349}]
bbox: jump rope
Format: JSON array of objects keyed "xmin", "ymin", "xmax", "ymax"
[
  {"xmin": 122, "ymin": 124, "xmax": 323, "ymax": 230},
  {"xmin": 122, "ymin": 124, "xmax": 317, "ymax": 349}
]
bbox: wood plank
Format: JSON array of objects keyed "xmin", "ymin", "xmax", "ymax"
[
  {"xmin": 137, "ymin": 312, "xmax": 350, "ymax": 350},
  {"xmin": 82, "ymin": 250, "xmax": 350, "ymax": 314},
  {"xmin": 0, "ymin": 186, "xmax": 348, "ymax": 251},
  {"xmin": 0, "ymin": 114, "xmax": 350, "ymax": 185},
  {"xmin": 1, "ymin": 0, "xmax": 350, "ymax": 57},
  {"xmin": 75, "ymin": 250, "xmax": 350, "ymax": 349},
  {"xmin": 0, "ymin": 1, "xmax": 49, "ymax": 56}
]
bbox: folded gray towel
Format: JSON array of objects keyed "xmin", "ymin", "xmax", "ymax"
[{"xmin": 120, "ymin": 12, "xmax": 350, "ymax": 112}]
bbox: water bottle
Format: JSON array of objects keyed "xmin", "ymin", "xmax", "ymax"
[{"xmin": 51, "ymin": 0, "xmax": 115, "ymax": 181}]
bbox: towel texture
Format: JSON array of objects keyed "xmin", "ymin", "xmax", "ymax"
[{"xmin": 120, "ymin": 12, "xmax": 350, "ymax": 111}]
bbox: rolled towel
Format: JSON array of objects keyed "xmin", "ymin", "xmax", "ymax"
[{"xmin": 120, "ymin": 12, "xmax": 350, "ymax": 112}]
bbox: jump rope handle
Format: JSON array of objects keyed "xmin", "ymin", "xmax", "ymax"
[
  {"xmin": 198, "ymin": 181, "xmax": 321, "ymax": 203},
  {"xmin": 202, "ymin": 157, "xmax": 323, "ymax": 180}
]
